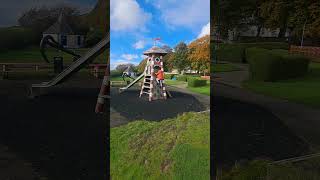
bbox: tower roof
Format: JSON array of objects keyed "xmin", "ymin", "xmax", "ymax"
[
  {"xmin": 143, "ymin": 46, "xmax": 168, "ymax": 55},
  {"xmin": 44, "ymin": 13, "xmax": 74, "ymax": 34}
]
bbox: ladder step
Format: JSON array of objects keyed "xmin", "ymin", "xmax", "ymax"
[{"xmin": 143, "ymin": 86, "xmax": 151, "ymax": 89}]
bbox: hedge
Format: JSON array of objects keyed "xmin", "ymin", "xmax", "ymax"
[
  {"xmin": 216, "ymin": 42, "xmax": 289, "ymax": 63},
  {"xmin": 176, "ymin": 75, "xmax": 188, "ymax": 82},
  {"xmin": 164, "ymin": 74, "xmax": 174, "ymax": 79},
  {"xmin": 188, "ymin": 77, "xmax": 207, "ymax": 87},
  {"xmin": 110, "ymin": 70, "xmax": 122, "ymax": 77},
  {"xmin": 246, "ymin": 48, "xmax": 310, "ymax": 81}
]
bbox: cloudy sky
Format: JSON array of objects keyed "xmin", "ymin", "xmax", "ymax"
[
  {"xmin": 110, "ymin": 0, "xmax": 210, "ymax": 70},
  {"xmin": 0, "ymin": 0, "xmax": 97, "ymax": 27}
]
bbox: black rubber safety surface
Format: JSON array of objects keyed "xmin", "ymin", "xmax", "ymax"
[
  {"xmin": 0, "ymin": 80, "xmax": 108, "ymax": 180},
  {"xmin": 110, "ymin": 88, "xmax": 206, "ymax": 121}
]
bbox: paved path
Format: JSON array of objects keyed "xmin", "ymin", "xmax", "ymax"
[
  {"xmin": 214, "ymin": 82, "xmax": 320, "ymax": 150},
  {"xmin": 213, "ymin": 62, "xmax": 249, "ymax": 88}
]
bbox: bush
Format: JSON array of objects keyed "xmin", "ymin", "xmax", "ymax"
[
  {"xmin": 164, "ymin": 74, "xmax": 174, "ymax": 79},
  {"xmin": 0, "ymin": 27, "xmax": 37, "ymax": 51},
  {"xmin": 188, "ymin": 77, "xmax": 207, "ymax": 87},
  {"xmin": 110, "ymin": 70, "xmax": 122, "ymax": 77},
  {"xmin": 246, "ymin": 48, "xmax": 310, "ymax": 81},
  {"xmin": 176, "ymin": 75, "xmax": 188, "ymax": 82},
  {"xmin": 216, "ymin": 42, "xmax": 289, "ymax": 63}
]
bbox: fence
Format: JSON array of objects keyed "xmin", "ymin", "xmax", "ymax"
[{"xmin": 289, "ymin": 45, "xmax": 320, "ymax": 60}]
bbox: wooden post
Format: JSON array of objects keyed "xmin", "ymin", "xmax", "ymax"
[{"xmin": 95, "ymin": 66, "xmax": 110, "ymax": 113}]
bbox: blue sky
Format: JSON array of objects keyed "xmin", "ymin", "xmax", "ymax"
[{"xmin": 110, "ymin": 0, "xmax": 210, "ymax": 70}]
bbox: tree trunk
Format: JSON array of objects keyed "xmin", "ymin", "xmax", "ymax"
[{"xmin": 256, "ymin": 25, "xmax": 262, "ymax": 37}]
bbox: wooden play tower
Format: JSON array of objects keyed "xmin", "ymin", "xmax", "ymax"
[{"xmin": 139, "ymin": 46, "xmax": 169, "ymax": 101}]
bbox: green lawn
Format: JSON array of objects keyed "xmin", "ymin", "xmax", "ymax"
[
  {"xmin": 187, "ymin": 83, "xmax": 210, "ymax": 96},
  {"xmin": 110, "ymin": 112, "xmax": 210, "ymax": 180},
  {"xmin": 0, "ymin": 46, "xmax": 107, "ymax": 63},
  {"xmin": 243, "ymin": 63, "xmax": 320, "ymax": 107},
  {"xmin": 221, "ymin": 158, "xmax": 320, "ymax": 180},
  {"xmin": 212, "ymin": 63, "xmax": 240, "ymax": 73}
]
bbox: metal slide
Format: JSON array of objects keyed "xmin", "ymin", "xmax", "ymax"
[
  {"xmin": 119, "ymin": 73, "xmax": 144, "ymax": 92},
  {"xmin": 32, "ymin": 34, "xmax": 109, "ymax": 89}
]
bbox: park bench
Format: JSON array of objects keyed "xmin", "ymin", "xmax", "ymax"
[{"xmin": 1, "ymin": 63, "xmax": 52, "ymax": 79}]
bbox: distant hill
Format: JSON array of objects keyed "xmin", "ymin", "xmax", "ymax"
[{"xmin": 81, "ymin": 0, "xmax": 109, "ymax": 32}]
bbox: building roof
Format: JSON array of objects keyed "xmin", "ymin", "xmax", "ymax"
[
  {"xmin": 143, "ymin": 46, "xmax": 168, "ymax": 55},
  {"xmin": 43, "ymin": 13, "xmax": 74, "ymax": 35}
]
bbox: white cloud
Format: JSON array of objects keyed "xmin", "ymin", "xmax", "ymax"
[
  {"xmin": 121, "ymin": 54, "xmax": 139, "ymax": 61},
  {"xmin": 198, "ymin": 22, "xmax": 210, "ymax": 38},
  {"xmin": 111, "ymin": 0, "xmax": 151, "ymax": 31},
  {"xmin": 133, "ymin": 40, "xmax": 146, "ymax": 49},
  {"xmin": 141, "ymin": 55, "xmax": 148, "ymax": 59},
  {"xmin": 147, "ymin": 0, "xmax": 209, "ymax": 30}
]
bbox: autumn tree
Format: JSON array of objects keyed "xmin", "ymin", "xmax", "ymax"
[{"xmin": 188, "ymin": 35, "xmax": 210, "ymax": 75}]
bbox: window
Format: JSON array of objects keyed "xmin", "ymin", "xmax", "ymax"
[
  {"xmin": 61, "ymin": 35, "xmax": 67, "ymax": 46},
  {"xmin": 77, "ymin": 36, "xmax": 81, "ymax": 46}
]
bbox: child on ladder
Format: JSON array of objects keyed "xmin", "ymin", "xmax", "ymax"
[{"xmin": 155, "ymin": 66, "xmax": 164, "ymax": 87}]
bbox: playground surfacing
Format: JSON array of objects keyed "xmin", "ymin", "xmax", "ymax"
[
  {"xmin": 0, "ymin": 78, "xmax": 107, "ymax": 180},
  {"xmin": 110, "ymin": 87, "xmax": 206, "ymax": 124}
]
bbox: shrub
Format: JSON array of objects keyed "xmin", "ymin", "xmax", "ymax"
[
  {"xmin": 110, "ymin": 70, "xmax": 122, "ymax": 77},
  {"xmin": 164, "ymin": 74, "xmax": 174, "ymax": 79},
  {"xmin": 176, "ymin": 75, "xmax": 188, "ymax": 82},
  {"xmin": 0, "ymin": 27, "xmax": 37, "ymax": 51},
  {"xmin": 246, "ymin": 48, "xmax": 310, "ymax": 81},
  {"xmin": 188, "ymin": 77, "xmax": 207, "ymax": 87},
  {"xmin": 216, "ymin": 42, "xmax": 289, "ymax": 63}
]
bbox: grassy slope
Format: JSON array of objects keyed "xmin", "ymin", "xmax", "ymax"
[
  {"xmin": 243, "ymin": 63, "xmax": 320, "ymax": 107},
  {"xmin": 166, "ymin": 79, "xmax": 210, "ymax": 96},
  {"xmin": 110, "ymin": 112, "xmax": 210, "ymax": 180}
]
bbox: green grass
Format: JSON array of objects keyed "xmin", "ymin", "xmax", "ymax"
[
  {"xmin": 0, "ymin": 46, "xmax": 107, "ymax": 63},
  {"xmin": 110, "ymin": 112, "xmax": 210, "ymax": 180},
  {"xmin": 243, "ymin": 63, "xmax": 320, "ymax": 107},
  {"xmin": 221, "ymin": 158, "xmax": 320, "ymax": 180},
  {"xmin": 165, "ymin": 79, "xmax": 187, "ymax": 86},
  {"xmin": 187, "ymin": 83, "xmax": 210, "ymax": 96},
  {"xmin": 212, "ymin": 63, "xmax": 241, "ymax": 73}
]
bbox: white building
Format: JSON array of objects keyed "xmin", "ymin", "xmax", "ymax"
[{"xmin": 43, "ymin": 13, "xmax": 85, "ymax": 49}]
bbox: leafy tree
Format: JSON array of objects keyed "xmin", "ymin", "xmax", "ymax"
[
  {"xmin": 188, "ymin": 35, "xmax": 210, "ymax": 75},
  {"xmin": 172, "ymin": 42, "xmax": 190, "ymax": 74},
  {"xmin": 137, "ymin": 59, "xmax": 147, "ymax": 74},
  {"xmin": 115, "ymin": 63, "xmax": 135, "ymax": 72}
]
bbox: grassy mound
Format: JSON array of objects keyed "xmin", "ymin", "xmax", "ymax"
[{"xmin": 110, "ymin": 112, "xmax": 210, "ymax": 180}]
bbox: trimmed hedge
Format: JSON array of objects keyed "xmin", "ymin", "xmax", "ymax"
[
  {"xmin": 188, "ymin": 77, "xmax": 207, "ymax": 87},
  {"xmin": 176, "ymin": 75, "xmax": 188, "ymax": 82},
  {"xmin": 216, "ymin": 42, "xmax": 289, "ymax": 63},
  {"xmin": 246, "ymin": 48, "xmax": 310, "ymax": 81}
]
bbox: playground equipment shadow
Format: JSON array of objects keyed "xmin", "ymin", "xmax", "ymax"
[
  {"xmin": 0, "ymin": 79, "xmax": 107, "ymax": 180},
  {"xmin": 110, "ymin": 87, "xmax": 206, "ymax": 122}
]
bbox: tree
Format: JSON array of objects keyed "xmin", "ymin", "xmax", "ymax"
[
  {"xmin": 163, "ymin": 52, "xmax": 174, "ymax": 72},
  {"xmin": 137, "ymin": 59, "xmax": 147, "ymax": 74},
  {"xmin": 172, "ymin": 42, "xmax": 190, "ymax": 74},
  {"xmin": 188, "ymin": 35, "xmax": 210, "ymax": 75},
  {"xmin": 115, "ymin": 63, "xmax": 135, "ymax": 72}
]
